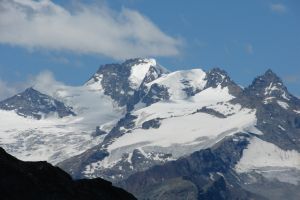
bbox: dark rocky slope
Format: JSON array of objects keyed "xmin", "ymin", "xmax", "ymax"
[
  {"xmin": 0, "ymin": 147, "xmax": 136, "ymax": 200},
  {"xmin": 119, "ymin": 134, "xmax": 266, "ymax": 200},
  {"xmin": 0, "ymin": 88, "xmax": 75, "ymax": 119}
]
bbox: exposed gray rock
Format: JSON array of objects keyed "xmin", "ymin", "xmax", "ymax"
[
  {"xmin": 87, "ymin": 58, "xmax": 167, "ymax": 110},
  {"xmin": 58, "ymin": 113, "xmax": 139, "ymax": 179},
  {"xmin": 239, "ymin": 169, "xmax": 300, "ymax": 200},
  {"xmin": 244, "ymin": 69, "xmax": 291, "ymax": 101},
  {"xmin": 103, "ymin": 113, "xmax": 138, "ymax": 144},
  {"xmin": 204, "ymin": 68, "xmax": 242, "ymax": 96},
  {"xmin": 142, "ymin": 83, "xmax": 170, "ymax": 106},
  {"xmin": 92, "ymin": 126, "xmax": 106, "ymax": 137},
  {"xmin": 195, "ymin": 107, "xmax": 227, "ymax": 118},
  {"xmin": 233, "ymin": 69, "xmax": 300, "ymax": 151},
  {"xmin": 0, "ymin": 87, "xmax": 75, "ymax": 119},
  {"xmin": 135, "ymin": 177, "xmax": 198, "ymax": 200},
  {"xmin": 118, "ymin": 134, "xmax": 265, "ymax": 200},
  {"xmin": 57, "ymin": 145, "xmax": 109, "ymax": 179},
  {"xmin": 89, "ymin": 149, "xmax": 173, "ymax": 182},
  {"xmin": 142, "ymin": 118, "xmax": 162, "ymax": 129}
]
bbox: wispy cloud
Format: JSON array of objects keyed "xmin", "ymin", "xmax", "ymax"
[
  {"xmin": 0, "ymin": 0, "xmax": 181, "ymax": 60},
  {"xmin": 0, "ymin": 70, "xmax": 65, "ymax": 100},
  {"xmin": 29, "ymin": 70, "xmax": 67, "ymax": 97},
  {"xmin": 270, "ymin": 3, "xmax": 287, "ymax": 14},
  {"xmin": 283, "ymin": 75, "xmax": 300, "ymax": 83},
  {"xmin": 0, "ymin": 79, "xmax": 21, "ymax": 100},
  {"xmin": 245, "ymin": 43, "xmax": 253, "ymax": 54}
]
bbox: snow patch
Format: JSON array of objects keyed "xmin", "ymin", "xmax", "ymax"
[
  {"xmin": 278, "ymin": 125, "xmax": 286, "ymax": 131},
  {"xmin": 263, "ymin": 97, "xmax": 275, "ymax": 104},
  {"xmin": 147, "ymin": 69, "xmax": 207, "ymax": 100},
  {"xmin": 129, "ymin": 58, "xmax": 156, "ymax": 89},
  {"xmin": 264, "ymin": 83, "xmax": 279, "ymax": 96},
  {"xmin": 85, "ymin": 73, "xmax": 103, "ymax": 91},
  {"xmin": 294, "ymin": 110, "xmax": 300, "ymax": 114},
  {"xmin": 264, "ymin": 82, "xmax": 290, "ymax": 100},
  {"xmin": 235, "ymin": 137, "xmax": 300, "ymax": 173},
  {"xmin": 277, "ymin": 100, "xmax": 289, "ymax": 109}
]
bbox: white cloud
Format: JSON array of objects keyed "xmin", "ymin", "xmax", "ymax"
[
  {"xmin": 29, "ymin": 70, "xmax": 67, "ymax": 96},
  {"xmin": 0, "ymin": 70, "xmax": 65, "ymax": 101},
  {"xmin": 0, "ymin": 79, "xmax": 20, "ymax": 100},
  {"xmin": 0, "ymin": 0, "xmax": 181, "ymax": 59},
  {"xmin": 270, "ymin": 3, "xmax": 287, "ymax": 14}
]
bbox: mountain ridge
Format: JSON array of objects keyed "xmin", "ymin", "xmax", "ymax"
[{"xmin": 1, "ymin": 58, "xmax": 300, "ymax": 200}]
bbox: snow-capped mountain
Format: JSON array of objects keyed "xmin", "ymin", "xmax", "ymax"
[
  {"xmin": 1, "ymin": 58, "xmax": 300, "ymax": 200},
  {"xmin": 59, "ymin": 66, "xmax": 263, "ymax": 182},
  {"xmin": 85, "ymin": 58, "xmax": 168, "ymax": 110},
  {"xmin": 0, "ymin": 87, "xmax": 75, "ymax": 119},
  {"xmin": 0, "ymin": 58, "xmax": 166, "ymax": 164}
]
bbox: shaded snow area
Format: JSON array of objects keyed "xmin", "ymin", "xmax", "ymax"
[
  {"xmin": 48, "ymin": 85, "xmax": 124, "ymax": 131},
  {"xmin": 147, "ymin": 69, "xmax": 207, "ymax": 100},
  {"xmin": 129, "ymin": 58, "xmax": 158, "ymax": 89},
  {"xmin": 85, "ymin": 73, "xmax": 103, "ymax": 91},
  {"xmin": 263, "ymin": 97, "xmax": 275, "ymax": 104},
  {"xmin": 264, "ymin": 82, "xmax": 290, "ymax": 100},
  {"xmin": 236, "ymin": 137, "xmax": 300, "ymax": 171},
  {"xmin": 235, "ymin": 137, "xmax": 300, "ymax": 185},
  {"xmin": 89, "ymin": 86, "xmax": 261, "ymax": 172},
  {"xmin": 235, "ymin": 137, "xmax": 300, "ymax": 184},
  {"xmin": 277, "ymin": 100, "xmax": 289, "ymax": 110},
  {"xmin": 0, "ymin": 84, "xmax": 124, "ymax": 164}
]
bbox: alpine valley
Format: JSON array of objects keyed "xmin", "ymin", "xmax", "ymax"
[{"xmin": 1, "ymin": 58, "xmax": 300, "ymax": 200}]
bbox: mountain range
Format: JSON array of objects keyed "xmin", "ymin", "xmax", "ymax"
[{"xmin": 0, "ymin": 58, "xmax": 299, "ymax": 200}]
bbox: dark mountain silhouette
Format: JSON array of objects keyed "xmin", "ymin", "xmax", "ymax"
[{"xmin": 0, "ymin": 147, "xmax": 136, "ymax": 200}]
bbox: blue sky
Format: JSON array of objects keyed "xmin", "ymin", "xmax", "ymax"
[{"xmin": 0, "ymin": 0, "xmax": 299, "ymax": 98}]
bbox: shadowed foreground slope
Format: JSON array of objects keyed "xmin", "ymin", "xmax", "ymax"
[{"xmin": 0, "ymin": 147, "xmax": 136, "ymax": 200}]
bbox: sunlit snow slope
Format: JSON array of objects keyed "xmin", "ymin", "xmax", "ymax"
[{"xmin": 0, "ymin": 58, "xmax": 166, "ymax": 164}]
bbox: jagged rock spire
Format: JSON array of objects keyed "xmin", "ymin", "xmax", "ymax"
[{"xmin": 245, "ymin": 69, "xmax": 290, "ymax": 100}]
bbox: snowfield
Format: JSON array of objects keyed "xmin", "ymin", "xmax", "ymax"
[
  {"xmin": 0, "ymin": 84, "xmax": 124, "ymax": 164},
  {"xmin": 146, "ymin": 68, "xmax": 207, "ymax": 100},
  {"xmin": 88, "ymin": 86, "xmax": 262, "ymax": 171},
  {"xmin": 235, "ymin": 137, "xmax": 300, "ymax": 173}
]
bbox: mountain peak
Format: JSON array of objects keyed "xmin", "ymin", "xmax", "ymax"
[
  {"xmin": 265, "ymin": 68, "xmax": 275, "ymax": 75},
  {"xmin": 205, "ymin": 68, "xmax": 242, "ymax": 96},
  {"xmin": 261, "ymin": 69, "xmax": 282, "ymax": 82},
  {"xmin": 123, "ymin": 58, "xmax": 157, "ymax": 67},
  {"xmin": 245, "ymin": 69, "xmax": 290, "ymax": 101},
  {"xmin": 86, "ymin": 58, "xmax": 167, "ymax": 107},
  {"xmin": 210, "ymin": 67, "xmax": 228, "ymax": 75},
  {"xmin": 0, "ymin": 88, "xmax": 75, "ymax": 119},
  {"xmin": 205, "ymin": 68, "xmax": 231, "ymax": 86},
  {"xmin": 24, "ymin": 87, "xmax": 39, "ymax": 94}
]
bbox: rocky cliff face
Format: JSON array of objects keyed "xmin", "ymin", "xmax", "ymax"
[{"xmin": 118, "ymin": 134, "xmax": 266, "ymax": 200}]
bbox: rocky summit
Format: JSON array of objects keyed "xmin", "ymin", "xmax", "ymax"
[
  {"xmin": 0, "ymin": 87, "xmax": 75, "ymax": 119},
  {"xmin": 1, "ymin": 58, "xmax": 300, "ymax": 200}
]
